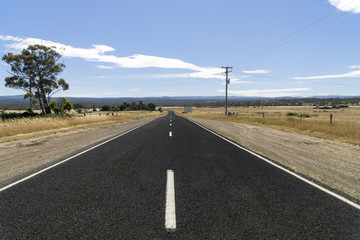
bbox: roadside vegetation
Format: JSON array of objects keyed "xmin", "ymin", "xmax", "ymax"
[
  {"xmin": 2, "ymin": 45, "xmax": 69, "ymax": 114},
  {"xmin": 0, "ymin": 110, "xmax": 163, "ymax": 140},
  {"xmin": 0, "ymin": 44, "xmax": 164, "ymax": 140},
  {"xmin": 175, "ymin": 106, "xmax": 360, "ymax": 145}
]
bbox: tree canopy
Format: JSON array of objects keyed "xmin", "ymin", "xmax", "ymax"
[{"xmin": 2, "ymin": 45, "xmax": 69, "ymax": 114}]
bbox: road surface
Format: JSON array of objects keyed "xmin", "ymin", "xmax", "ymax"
[{"xmin": 1, "ymin": 112, "xmax": 359, "ymax": 239}]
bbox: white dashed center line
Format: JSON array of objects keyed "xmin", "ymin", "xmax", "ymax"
[
  {"xmin": 165, "ymin": 170, "xmax": 176, "ymax": 232},
  {"xmin": 169, "ymin": 131, "xmax": 172, "ymax": 137}
]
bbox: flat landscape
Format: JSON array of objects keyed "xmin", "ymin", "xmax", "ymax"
[{"xmin": 1, "ymin": 0, "xmax": 360, "ymax": 237}]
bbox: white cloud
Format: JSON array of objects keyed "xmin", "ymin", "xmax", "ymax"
[
  {"xmin": 129, "ymin": 88, "xmax": 141, "ymax": 92},
  {"xmin": 329, "ymin": 0, "xmax": 360, "ymax": 13},
  {"xmin": 132, "ymin": 68, "xmax": 224, "ymax": 80},
  {"xmin": 293, "ymin": 66, "xmax": 360, "ymax": 79},
  {"xmin": 242, "ymin": 69, "xmax": 271, "ymax": 74},
  {"xmin": 218, "ymin": 88, "xmax": 311, "ymax": 97},
  {"xmin": 90, "ymin": 75, "xmax": 113, "ymax": 79},
  {"xmin": 230, "ymin": 78, "xmax": 254, "ymax": 84},
  {"xmin": 0, "ymin": 35, "xmax": 223, "ymax": 79},
  {"xmin": 349, "ymin": 65, "xmax": 360, "ymax": 69},
  {"xmin": 97, "ymin": 65, "xmax": 116, "ymax": 69},
  {"xmin": 150, "ymin": 91, "xmax": 178, "ymax": 96}
]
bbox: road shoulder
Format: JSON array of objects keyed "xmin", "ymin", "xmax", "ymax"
[{"xmin": 189, "ymin": 117, "xmax": 360, "ymax": 201}]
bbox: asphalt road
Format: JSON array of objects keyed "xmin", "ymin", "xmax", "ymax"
[{"xmin": 1, "ymin": 111, "xmax": 359, "ymax": 239}]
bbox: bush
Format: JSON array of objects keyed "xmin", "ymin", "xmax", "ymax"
[
  {"xmin": 147, "ymin": 102, "xmax": 156, "ymax": 111},
  {"xmin": 286, "ymin": 112, "xmax": 298, "ymax": 116},
  {"xmin": 73, "ymin": 103, "xmax": 85, "ymax": 109},
  {"xmin": 1, "ymin": 112, "xmax": 40, "ymax": 121},
  {"xmin": 298, "ymin": 113, "xmax": 310, "ymax": 118},
  {"xmin": 101, "ymin": 105, "xmax": 110, "ymax": 111}
]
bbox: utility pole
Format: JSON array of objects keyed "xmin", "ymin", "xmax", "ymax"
[{"xmin": 222, "ymin": 66, "xmax": 232, "ymax": 115}]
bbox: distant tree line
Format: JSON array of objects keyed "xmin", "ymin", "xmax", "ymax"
[
  {"xmin": 187, "ymin": 97, "xmax": 360, "ymax": 108},
  {"xmin": 99, "ymin": 101, "xmax": 158, "ymax": 112}
]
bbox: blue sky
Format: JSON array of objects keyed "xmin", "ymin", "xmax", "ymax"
[{"xmin": 0, "ymin": 0, "xmax": 360, "ymax": 98}]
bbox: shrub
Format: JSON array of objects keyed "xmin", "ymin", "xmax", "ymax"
[
  {"xmin": 1, "ymin": 112, "xmax": 40, "ymax": 121},
  {"xmin": 298, "ymin": 113, "xmax": 310, "ymax": 118},
  {"xmin": 101, "ymin": 105, "xmax": 110, "ymax": 111}
]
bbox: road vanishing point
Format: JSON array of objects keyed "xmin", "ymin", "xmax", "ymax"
[{"xmin": 0, "ymin": 112, "xmax": 359, "ymax": 239}]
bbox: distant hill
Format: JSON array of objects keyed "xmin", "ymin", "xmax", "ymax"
[
  {"xmin": 0, "ymin": 95, "xmax": 272, "ymax": 108},
  {"xmin": 0, "ymin": 95, "xmax": 359, "ymax": 109}
]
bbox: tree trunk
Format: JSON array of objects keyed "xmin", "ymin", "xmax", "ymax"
[
  {"xmin": 38, "ymin": 84, "xmax": 51, "ymax": 114},
  {"xmin": 41, "ymin": 94, "xmax": 51, "ymax": 114}
]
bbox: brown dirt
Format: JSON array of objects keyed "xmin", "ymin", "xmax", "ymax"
[
  {"xmin": 190, "ymin": 117, "xmax": 360, "ymax": 200},
  {"xmin": 0, "ymin": 117, "xmax": 156, "ymax": 182}
]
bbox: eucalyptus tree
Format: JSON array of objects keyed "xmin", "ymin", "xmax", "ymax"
[{"xmin": 2, "ymin": 45, "xmax": 69, "ymax": 113}]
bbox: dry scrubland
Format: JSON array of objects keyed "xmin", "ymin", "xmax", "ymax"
[
  {"xmin": 0, "ymin": 111, "xmax": 163, "ymax": 142},
  {"xmin": 170, "ymin": 106, "xmax": 360, "ymax": 146}
]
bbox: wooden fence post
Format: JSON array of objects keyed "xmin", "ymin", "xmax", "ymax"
[{"xmin": 330, "ymin": 114, "xmax": 333, "ymax": 125}]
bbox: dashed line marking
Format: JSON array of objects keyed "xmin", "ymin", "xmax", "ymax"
[
  {"xmin": 169, "ymin": 131, "xmax": 172, "ymax": 137},
  {"xmin": 165, "ymin": 170, "xmax": 176, "ymax": 232}
]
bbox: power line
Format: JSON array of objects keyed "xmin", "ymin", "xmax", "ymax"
[{"xmin": 243, "ymin": 0, "xmax": 360, "ymax": 64}]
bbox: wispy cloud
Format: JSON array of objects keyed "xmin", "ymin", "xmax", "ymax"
[
  {"xmin": 242, "ymin": 69, "xmax": 271, "ymax": 74},
  {"xmin": 230, "ymin": 78, "xmax": 254, "ymax": 84},
  {"xmin": 349, "ymin": 65, "xmax": 360, "ymax": 69},
  {"xmin": 129, "ymin": 88, "xmax": 141, "ymax": 92},
  {"xmin": 293, "ymin": 65, "xmax": 360, "ymax": 79},
  {"xmin": 329, "ymin": 0, "xmax": 360, "ymax": 13},
  {"xmin": 97, "ymin": 65, "xmax": 116, "ymax": 69},
  {"xmin": 218, "ymin": 88, "xmax": 311, "ymax": 97},
  {"xmin": 90, "ymin": 75, "xmax": 113, "ymax": 79},
  {"xmin": 0, "ymin": 35, "xmax": 223, "ymax": 79}
]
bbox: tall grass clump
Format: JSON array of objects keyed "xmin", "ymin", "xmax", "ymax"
[{"xmin": 0, "ymin": 111, "xmax": 162, "ymax": 139}]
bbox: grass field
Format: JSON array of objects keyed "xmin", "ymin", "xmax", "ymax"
[
  {"xmin": 169, "ymin": 106, "xmax": 360, "ymax": 145},
  {"xmin": 0, "ymin": 111, "xmax": 163, "ymax": 140}
]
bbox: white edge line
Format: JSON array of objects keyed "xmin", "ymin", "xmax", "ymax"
[
  {"xmin": 186, "ymin": 118, "xmax": 360, "ymax": 211},
  {"xmin": 165, "ymin": 169, "xmax": 176, "ymax": 231},
  {"xmin": 0, "ymin": 118, "xmax": 159, "ymax": 193}
]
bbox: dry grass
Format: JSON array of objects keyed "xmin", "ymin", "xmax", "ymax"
[
  {"xmin": 171, "ymin": 106, "xmax": 360, "ymax": 145},
  {"xmin": 0, "ymin": 111, "xmax": 163, "ymax": 140}
]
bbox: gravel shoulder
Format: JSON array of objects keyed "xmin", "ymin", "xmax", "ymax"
[
  {"xmin": 190, "ymin": 117, "xmax": 360, "ymax": 201},
  {"xmin": 0, "ymin": 117, "xmax": 157, "ymax": 183}
]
